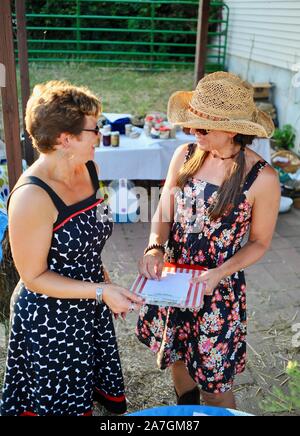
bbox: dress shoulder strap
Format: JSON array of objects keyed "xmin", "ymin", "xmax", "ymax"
[
  {"xmin": 184, "ymin": 143, "xmax": 198, "ymax": 163},
  {"xmin": 86, "ymin": 160, "xmax": 99, "ymax": 192},
  {"xmin": 242, "ymin": 160, "xmax": 268, "ymax": 192},
  {"xmin": 7, "ymin": 176, "xmax": 66, "ymax": 212}
]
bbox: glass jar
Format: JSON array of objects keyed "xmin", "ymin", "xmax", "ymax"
[
  {"xmin": 150, "ymin": 127, "xmax": 160, "ymax": 139},
  {"xmin": 102, "ymin": 132, "xmax": 111, "ymax": 146},
  {"xmin": 111, "ymin": 132, "xmax": 120, "ymax": 147},
  {"xmin": 125, "ymin": 124, "xmax": 133, "ymax": 136}
]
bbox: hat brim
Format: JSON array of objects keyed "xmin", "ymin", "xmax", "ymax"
[{"xmin": 167, "ymin": 91, "xmax": 275, "ymax": 138}]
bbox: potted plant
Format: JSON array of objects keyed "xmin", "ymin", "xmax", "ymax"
[
  {"xmin": 272, "ymin": 124, "xmax": 296, "ymax": 150},
  {"xmin": 271, "ymin": 124, "xmax": 300, "ymax": 175}
]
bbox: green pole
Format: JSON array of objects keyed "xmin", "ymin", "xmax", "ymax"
[
  {"xmin": 150, "ymin": 1, "xmax": 155, "ymax": 70},
  {"xmin": 76, "ymin": 0, "xmax": 80, "ymax": 59}
]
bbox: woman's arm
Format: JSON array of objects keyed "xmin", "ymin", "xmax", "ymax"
[
  {"xmin": 191, "ymin": 166, "xmax": 281, "ymax": 293},
  {"xmin": 139, "ymin": 143, "xmax": 189, "ymax": 279},
  {"xmin": 9, "ymin": 185, "xmax": 143, "ymax": 313},
  {"xmin": 103, "ymin": 266, "xmax": 112, "ymax": 284}
]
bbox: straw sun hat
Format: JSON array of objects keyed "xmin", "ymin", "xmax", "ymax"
[{"xmin": 167, "ymin": 71, "xmax": 274, "ymax": 138}]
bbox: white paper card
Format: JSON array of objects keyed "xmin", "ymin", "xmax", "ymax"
[
  {"xmin": 131, "ymin": 265, "xmax": 205, "ymax": 309},
  {"xmin": 141, "ymin": 270, "xmax": 191, "ymax": 305}
]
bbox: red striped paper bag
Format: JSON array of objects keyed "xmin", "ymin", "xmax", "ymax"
[{"xmin": 131, "ymin": 262, "xmax": 207, "ymax": 309}]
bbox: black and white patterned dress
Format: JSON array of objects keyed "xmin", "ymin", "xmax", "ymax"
[{"xmin": 1, "ymin": 161, "xmax": 127, "ymax": 416}]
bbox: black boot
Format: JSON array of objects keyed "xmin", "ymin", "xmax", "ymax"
[{"xmin": 174, "ymin": 386, "xmax": 201, "ymax": 405}]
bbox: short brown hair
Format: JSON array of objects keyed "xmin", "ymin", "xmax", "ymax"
[{"xmin": 25, "ymin": 81, "xmax": 102, "ymax": 153}]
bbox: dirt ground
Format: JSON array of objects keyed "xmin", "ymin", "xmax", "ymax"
[{"xmin": 1, "ymin": 208, "xmax": 300, "ymax": 416}]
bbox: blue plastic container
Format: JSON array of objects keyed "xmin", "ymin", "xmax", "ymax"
[
  {"xmin": 128, "ymin": 405, "xmax": 253, "ymax": 416},
  {"xmin": 0, "ymin": 211, "xmax": 8, "ymax": 261}
]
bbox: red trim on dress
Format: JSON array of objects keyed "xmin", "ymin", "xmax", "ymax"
[
  {"xmin": 95, "ymin": 387, "xmax": 126, "ymax": 403},
  {"xmin": 20, "ymin": 411, "xmax": 37, "ymax": 416},
  {"xmin": 20, "ymin": 409, "xmax": 93, "ymax": 416},
  {"xmin": 53, "ymin": 198, "xmax": 104, "ymax": 232},
  {"xmin": 82, "ymin": 410, "xmax": 93, "ymax": 416}
]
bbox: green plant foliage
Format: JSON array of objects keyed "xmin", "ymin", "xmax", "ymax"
[
  {"xmin": 260, "ymin": 361, "xmax": 300, "ymax": 414},
  {"xmin": 272, "ymin": 124, "xmax": 296, "ymax": 150}
]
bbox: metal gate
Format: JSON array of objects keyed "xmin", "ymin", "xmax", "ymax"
[{"xmin": 14, "ymin": 0, "xmax": 228, "ymax": 71}]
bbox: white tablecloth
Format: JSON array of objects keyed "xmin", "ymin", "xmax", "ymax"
[{"xmin": 94, "ymin": 132, "xmax": 271, "ymax": 180}]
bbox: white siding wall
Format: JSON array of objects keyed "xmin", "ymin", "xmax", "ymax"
[
  {"xmin": 224, "ymin": 0, "xmax": 300, "ymax": 152},
  {"xmin": 226, "ymin": 0, "xmax": 300, "ymax": 70}
]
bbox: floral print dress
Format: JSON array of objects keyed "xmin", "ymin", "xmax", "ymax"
[{"xmin": 136, "ymin": 144, "xmax": 268, "ymax": 394}]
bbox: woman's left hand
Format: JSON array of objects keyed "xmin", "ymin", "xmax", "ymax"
[{"xmin": 189, "ymin": 268, "xmax": 223, "ymax": 296}]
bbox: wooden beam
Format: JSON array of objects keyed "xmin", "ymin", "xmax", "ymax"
[
  {"xmin": 16, "ymin": 0, "xmax": 34, "ymax": 166},
  {"xmin": 0, "ymin": 0, "xmax": 23, "ymax": 191},
  {"xmin": 194, "ymin": 0, "xmax": 210, "ymax": 86}
]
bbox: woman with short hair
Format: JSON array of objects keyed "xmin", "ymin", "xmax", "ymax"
[{"xmin": 1, "ymin": 81, "xmax": 143, "ymax": 416}]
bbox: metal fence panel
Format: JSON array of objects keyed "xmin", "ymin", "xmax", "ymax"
[{"xmin": 14, "ymin": 0, "xmax": 228, "ymax": 71}]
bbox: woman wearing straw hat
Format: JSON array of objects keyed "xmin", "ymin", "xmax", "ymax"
[{"xmin": 136, "ymin": 72, "xmax": 280, "ymax": 409}]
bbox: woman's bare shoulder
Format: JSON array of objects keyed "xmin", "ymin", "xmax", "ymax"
[
  {"xmin": 174, "ymin": 142, "xmax": 191, "ymax": 158},
  {"xmin": 245, "ymin": 147, "xmax": 276, "ymax": 176},
  {"xmin": 9, "ymin": 167, "xmax": 56, "ymax": 222},
  {"xmin": 167, "ymin": 143, "xmax": 190, "ymax": 170},
  {"xmin": 9, "ymin": 183, "xmax": 54, "ymax": 215},
  {"xmin": 172, "ymin": 142, "xmax": 199, "ymax": 167},
  {"xmin": 245, "ymin": 147, "xmax": 264, "ymax": 165},
  {"xmin": 246, "ymin": 152, "xmax": 279, "ymax": 201}
]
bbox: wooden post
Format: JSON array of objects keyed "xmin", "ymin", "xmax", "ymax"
[
  {"xmin": 0, "ymin": 0, "xmax": 23, "ymax": 191},
  {"xmin": 16, "ymin": 0, "xmax": 34, "ymax": 166},
  {"xmin": 194, "ymin": 0, "xmax": 210, "ymax": 86}
]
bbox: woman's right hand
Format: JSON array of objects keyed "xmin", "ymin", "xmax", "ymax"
[
  {"xmin": 102, "ymin": 283, "xmax": 144, "ymax": 314},
  {"xmin": 138, "ymin": 249, "xmax": 164, "ymax": 280}
]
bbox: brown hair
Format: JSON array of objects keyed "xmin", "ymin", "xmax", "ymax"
[
  {"xmin": 177, "ymin": 134, "xmax": 256, "ymax": 220},
  {"xmin": 25, "ymin": 81, "xmax": 102, "ymax": 153}
]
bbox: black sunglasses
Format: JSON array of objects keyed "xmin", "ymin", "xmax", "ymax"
[
  {"xmin": 81, "ymin": 125, "xmax": 101, "ymax": 135},
  {"xmin": 194, "ymin": 128, "xmax": 211, "ymax": 135}
]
